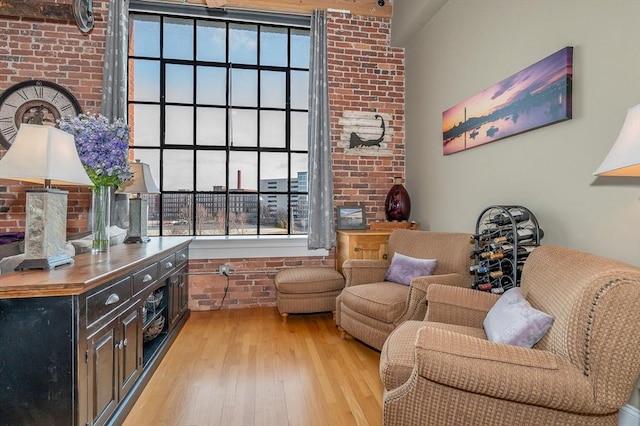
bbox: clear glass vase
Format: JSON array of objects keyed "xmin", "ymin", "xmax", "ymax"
[{"xmin": 91, "ymin": 185, "xmax": 111, "ymax": 253}]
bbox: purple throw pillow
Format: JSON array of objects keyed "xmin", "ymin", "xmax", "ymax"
[
  {"xmin": 385, "ymin": 252, "xmax": 438, "ymax": 285},
  {"xmin": 483, "ymin": 287, "xmax": 554, "ymax": 348}
]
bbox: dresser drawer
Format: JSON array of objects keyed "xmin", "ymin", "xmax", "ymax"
[
  {"xmin": 133, "ymin": 263, "xmax": 158, "ymax": 295},
  {"xmin": 176, "ymin": 247, "xmax": 188, "ymax": 266},
  {"xmin": 159, "ymin": 252, "xmax": 176, "ymax": 277},
  {"xmin": 86, "ymin": 276, "xmax": 132, "ymax": 327}
]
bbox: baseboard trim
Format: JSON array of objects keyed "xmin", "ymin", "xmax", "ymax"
[{"xmin": 619, "ymin": 404, "xmax": 640, "ymax": 426}]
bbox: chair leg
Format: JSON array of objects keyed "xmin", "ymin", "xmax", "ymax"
[
  {"xmin": 280, "ymin": 312, "xmax": 289, "ymax": 323},
  {"xmin": 338, "ymin": 326, "xmax": 346, "ymax": 339}
]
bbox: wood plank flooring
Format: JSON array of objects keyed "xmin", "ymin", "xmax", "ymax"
[{"xmin": 124, "ymin": 308, "xmax": 383, "ymax": 426}]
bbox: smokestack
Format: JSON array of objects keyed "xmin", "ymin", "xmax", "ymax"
[{"xmin": 237, "ymin": 170, "xmax": 241, "ymax": 189}]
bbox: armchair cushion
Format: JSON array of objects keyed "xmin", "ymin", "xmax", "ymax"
[
  {"xmin": 384, "ymin": 252, "xmax": 437, "ymax": 285},
  {"xmin": 483, "ymin": 287, "xmax": 553, "ymax": 348},
  {"xmin": 341, "ymin": 282, "xmax": 408, "ymax": 323}
]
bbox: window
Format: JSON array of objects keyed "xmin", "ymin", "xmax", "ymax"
[{"xmin": 127, "ymin": 9, "xmax": 310, "ymax": 237}]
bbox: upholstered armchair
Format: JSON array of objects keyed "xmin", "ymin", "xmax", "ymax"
[
  {"xmin": 380, "ymin": 245, "xmax": 640, "ymax": 426},
  {"xmin": 335, "ymin": 230, "xmax": 472, "ymax": 350}
]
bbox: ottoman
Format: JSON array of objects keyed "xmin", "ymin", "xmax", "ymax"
[{"xmin": 274, "ymin": 267, "xmax": 345, "ymax": 323}]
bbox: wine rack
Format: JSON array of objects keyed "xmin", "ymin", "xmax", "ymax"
[{"xmin": 471, "ymin": 205, "xmax": 543, "ymax": 294}]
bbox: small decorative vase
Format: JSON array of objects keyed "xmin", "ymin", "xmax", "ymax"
[
  {"xmin": 384, "ymin": 177, "xmax": 411, "ymax": 221},
  {"xmin": 91, "ymin": 185, "xmax": 111, "ymax": 253}
]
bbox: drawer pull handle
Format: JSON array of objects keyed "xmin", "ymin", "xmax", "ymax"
[
  {"xmin": 123, "ymin": 338, "xmax": 128, "ymax": 347},
  {"xmin": 179, "ymin": 253, "xmax": 187, "ymax": 259},
  {"xmin": 353, "ymin": 247, "xmax": 361, "ymax": 252},
  {"xmin": 105, "ymin": 294, "xmax": 120, "ymax": 305},
  {"xmin": 165, "ymin": 261, "xmax": 173, "ymax": 269},
  {"xmin": 142, "ymin": 274, "xmax": 153, "ymax": 283}
]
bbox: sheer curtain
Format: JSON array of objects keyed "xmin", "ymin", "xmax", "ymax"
[
  {"xmin": 307, "ymin": 10, "xmax": 335, "ymax": 250},
  {"xmin": 101, "ymin": 0, "xmax": 130, "ymax": 121}
]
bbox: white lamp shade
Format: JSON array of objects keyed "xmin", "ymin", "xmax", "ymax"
[
  {"xmin": 119, "ymin": 160, "xmax": 159, "ymax": 194},
  {"xmin": 0, "ymin": 124, "xmax": 93, "ymax": 186},
  {"xmin": 594, "ymin": 104, "xmax": 640, "ymax": 177}
]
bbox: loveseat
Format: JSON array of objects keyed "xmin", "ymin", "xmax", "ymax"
[
  {"xmin": 380, "ymin": 245, "xmax": 640, "ymax": 425},
  {"xmin": 335, "ymin": 230, "xmax": 472, "ymax": 350}
]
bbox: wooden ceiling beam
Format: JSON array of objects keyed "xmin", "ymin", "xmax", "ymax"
[
  {"xmin": 0, "ymin": 0, "xmax": 73, "ymax": 21},
  {"xmin": 203, "ymin": 0, "xmax": 391, "ymax": 18}
]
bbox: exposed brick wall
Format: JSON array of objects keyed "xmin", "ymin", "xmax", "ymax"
[
  {"xmin": 0, "ymin": 0, "xmax": 107, "ymax": 232},
  {"xmin": 0, "ymin": 7, "xmax": 404, "ymax": 310},
  {"xmin": 328, "ymin": 13, "xmax": 405, "ymax": 223}
]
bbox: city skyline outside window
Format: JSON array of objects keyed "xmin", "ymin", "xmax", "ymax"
[{"xmin": 128, "ymin": 11, "xmax": 310, "ymax": 236}]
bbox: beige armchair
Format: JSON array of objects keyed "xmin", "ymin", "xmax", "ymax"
[
  {"xmin": 335, "ymin": 230, "xmax": 472, "ymax": 350},
  {"xmin": 380, "ymin": 245, "xmax": 640, "ymax": 425}
]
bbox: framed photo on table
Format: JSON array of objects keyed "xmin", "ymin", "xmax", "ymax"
[{"xmin": 337, "ymin": 205, "xmax": 367, "ymax": 230}]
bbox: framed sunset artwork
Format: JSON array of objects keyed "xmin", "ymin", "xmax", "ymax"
[{"xmin": 443, "ymin": 46, "xmax": 573, "ymax": 155}]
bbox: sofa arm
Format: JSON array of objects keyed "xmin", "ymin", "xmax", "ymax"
[
  {"xmin": 425, "ymin": 284, "xmax": 499, "ymax": 328},
  {"xmin": 412, "ymin": 326, "xmax": 603, "ymax": 414},
  {"xmin": 396, "ymin": 273, "xmax": 471, "ymax": 324},
  {"xmin": 342, "ymin": 259, "xmax": 390, "ymax": 287}
]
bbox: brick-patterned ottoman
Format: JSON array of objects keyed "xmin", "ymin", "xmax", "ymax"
[{"xmin": 274, "ymin": 267, "xmax": 345, "ymax": 323}]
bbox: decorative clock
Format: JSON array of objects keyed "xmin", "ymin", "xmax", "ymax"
[{"xmin": 0, "ymin": 80, "xmax": 82, "ymax": 149}]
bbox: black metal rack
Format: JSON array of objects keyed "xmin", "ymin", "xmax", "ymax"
[{"xmin": 471, "ymin": 205, "xmax": 543, "ymax": 294}]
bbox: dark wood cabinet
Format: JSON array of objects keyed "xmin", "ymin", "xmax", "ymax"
[{"xmin": 0, "ymin": 237, "xmax": 192, "ymax": 426}]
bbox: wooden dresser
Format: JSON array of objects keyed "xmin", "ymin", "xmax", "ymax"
[{"xmin": 0, "ymin": 237, "xmax": 192, "ymax": 426}]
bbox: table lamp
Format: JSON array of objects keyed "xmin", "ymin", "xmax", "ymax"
[
  {"xmin": 0, "ymin": 124, "xmax": 93, "ymax": 270},
  {"xmin": 594, "ymin": 104, "xmax": 640, "ymax": 176},
  {"xmin": 119, "ymin": 160, "xmax": 159, "ymax": 243}
]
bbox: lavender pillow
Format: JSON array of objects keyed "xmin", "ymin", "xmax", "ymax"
[
  {"xmin": 483, "ymin": 287, "xmax": 554, "ymax": 348},
  {"xmin": 384, "ymin": 252, "xmax": 438, "ymax": 285}
]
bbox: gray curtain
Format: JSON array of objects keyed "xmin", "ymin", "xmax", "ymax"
[
  {"xmin": 101, "ymin": 0, "xmax": 129, "ymax": 121},
  {"xmin": 307, "ymin": 10, "xmax": 335, "ymax": 250}
]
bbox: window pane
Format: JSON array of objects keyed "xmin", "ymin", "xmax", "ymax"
[
  {"xmin": 291, "ymin": 29, "xmax": 309, "ymax": 68},
  {"xmin": 260, "ymin": 71, "xmax": 285, "ymax": 108},
  {"xmin": 195, "ymin": 193, "xmax": 226, "ymax": 235},
  {"xmin": 146, "ymin": 193, "xmax": 160, "ymax": 236},
  {"xmin": 196, "ymin": 150, "xmax": 226, "ymax": 191},
  {"xmin": 129, "ymin": 15, "xmax": 160, "ymax": 57},
  {"xmin": 130, "ymin": 59, "xmax": 160, "ymax": 102},
  {"xmin": 290, "ymin": 70, "xmax": 308, "ymax": 110},
  {"xmin": 260, "ymin": 192, "xmax": 288, "ymax": 235},
  {"xmin": 230, "ymin": 109, "xmax": 256, "ymax": 147},
  {"xmin": 229, "ymin": 151, "xmax": 257, "ymax": 190},
  {"xmin": 165, "ymin": 106, "xmax": 193, "ymax": 145},
  {"xmin": 231, "ymin": 68, "xmax": 257, "ymax": 107},
  {"xmin": 162, "ymin": 193, "xmax": 192, "ymax": 235},
  {"xmin": 259, "ymin": 111, "xmax": 285, "ymax": 148},
  {"xmin": 163, "ymin": 150, "xmax": 193, "ymax": 191},
  {"xmin": 166, "ymin": 64, "xmax": 193, "ymax": 103},
  {"xmin": 196, "ymin": 107, "xmax": 226, "ymax": 146},
  {"xmin": 292, "ymin": 193, "xmax": 308, "ymax": 234},
  {"xmin": 260, "ymin": 152, "xmax": 288, "ymax": 185},
  {"xmin": 290, "ymin": 112, "xmax": 308, "ymax": 151},
  {"xmin": 196, "ymin": 20, "xmax": 226, "ymax": 62},
  {"xmin": 291, "ymin": 153, "xmax": 308, "ymax": 180},
  {"xmin": 130, "ymin": 104, "xmax": 160, "ymax": 147},
  {"xmin": 229, "ymin": 23, "xmax": 257, "ymax": 65},
  {"xmin": 163, "ymin": 18, "xmax": 193, "ymax": 60},
  {"xmin": 260, "ymin": 27, "xmax": 287, "ymax": 66},
  {"xmin": 197, "ymin": 66, "xmax": 226, "ymax": 105},
  {"xmin": 229, "ymin": 194, "xmax": 258, "ymax": 235}
]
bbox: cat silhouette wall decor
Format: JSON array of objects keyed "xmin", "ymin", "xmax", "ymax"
[{"xmin": 349, "ymin": 114, "xmax": 385, "ymax": 149}]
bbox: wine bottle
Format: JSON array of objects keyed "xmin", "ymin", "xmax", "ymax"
[
  {"xmin": 469, "ymin": 228, "xmax": 503, "ymax": 244},
  {"xmin": 486, "ymin": 245, "xmax": 535, "ymax": 260},
  {"xmin": 469, "ymin": 260, "xmax": 500, "ymax": 273},
  {"xmin": 493, "ymin": 228, "xmax": 544, "ymax": 244},
  {"xmin": 487, "ymin": 209, "xmax": 531, "ymax": 226}
]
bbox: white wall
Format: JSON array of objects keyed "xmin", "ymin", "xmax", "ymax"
[{"xmin": 401, "ymin": 0, "xmax": 640, "ymax": 268}]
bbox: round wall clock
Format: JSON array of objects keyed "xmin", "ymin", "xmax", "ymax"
[
  {"xmin": 72, "ymin": 0, "xmax": 94, "ymax": 33},
  {"xmin": 0, "ymin": 80, "xmax": 82, "ymax": 149}
]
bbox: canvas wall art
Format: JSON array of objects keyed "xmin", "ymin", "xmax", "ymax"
[{"xmin": 443, "ymin": 46, "xmax": 573, "ymax": 155}]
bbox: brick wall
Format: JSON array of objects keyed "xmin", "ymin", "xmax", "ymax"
[
  {"xmin": 0, "ymin": 7, "xmax": 405, "ymax": 310},
  {"xmin": 0, "ymin": 0, "xmax": 108, "ymax": 232}
]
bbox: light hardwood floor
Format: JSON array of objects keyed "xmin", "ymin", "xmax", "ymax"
[{"xmin": 124, "ymin": 308, "xmax": 383, "ymax": 426}]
